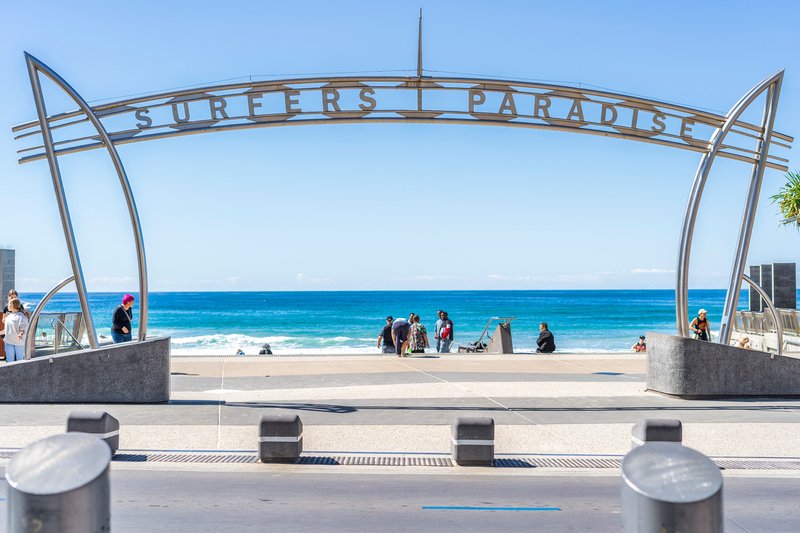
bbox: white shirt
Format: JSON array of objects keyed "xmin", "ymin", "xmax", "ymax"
[{"xmin": 3, "ymin": 312, "xmax": 28, "ymax": 346}]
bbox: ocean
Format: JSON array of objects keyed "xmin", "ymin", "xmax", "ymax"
[{"xmin": 17, "ymin": 289, "xmax": 768, "ymax": 354}]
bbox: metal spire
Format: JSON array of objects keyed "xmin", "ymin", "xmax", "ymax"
[{"xmin": 417, "ymin": 8, "xmax": 423, "ymax": 78}]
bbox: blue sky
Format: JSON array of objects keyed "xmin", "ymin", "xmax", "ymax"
[{"xmin": 1, "ymin": 0, "xmax": 798, "ymax": 292}]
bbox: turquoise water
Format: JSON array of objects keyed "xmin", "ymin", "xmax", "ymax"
[{"xmin": 18, "ymin": 289, "xmax": 767, "ymax": 354}]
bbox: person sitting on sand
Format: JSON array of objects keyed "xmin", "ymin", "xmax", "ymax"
[
  {"xmin": 259, "ymin": 343, "xmax": 273, "ymax": 355},
  {"xmin": 632, "ymin": 335, "xmax": 647, "ymax": 352},
  {"xmin": 690, "ymin": 309, "xmax": 710, "ymax": 341},
  {"xmin": 536, "ymin": 322, "xmax": 556, "ymax": 353},
  {"xmin": 734, "ymin": 336, "xmax": 751, "ymax": 349}
]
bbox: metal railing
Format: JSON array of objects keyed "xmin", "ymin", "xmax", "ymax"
[
  {"xmin": 735, "ymin": 308, "xmax": 800, "ymax": 336},
  {"xmin": 27, "ymin": 312, "xmax": 85, "ymax": 358}
]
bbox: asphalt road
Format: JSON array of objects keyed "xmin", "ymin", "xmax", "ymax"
[{"xmin": 2, "ymin": 468, "xmax": 798, "ymax": 532}]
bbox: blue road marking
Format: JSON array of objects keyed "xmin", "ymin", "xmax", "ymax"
[{"xmin": 422, "ymin": 506, "xmax": 560, "ymax": 511}]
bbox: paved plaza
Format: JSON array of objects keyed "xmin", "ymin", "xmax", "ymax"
[
  {"xmin": 2, "ymin": 352, "xmax": 800, "ymax": 456},
  {"xmin": 2, "ymin": 352, "xmax": 800, "ymax": 531}
]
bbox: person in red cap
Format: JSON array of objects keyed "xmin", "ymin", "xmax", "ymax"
[{"xmin": 111, "ymin": 294, "xmax": 135, "ymax": 343}]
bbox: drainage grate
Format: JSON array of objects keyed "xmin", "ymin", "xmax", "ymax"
[
  {"xmin": 4, "ymin": 450, "xmax": 800, "ymax": 470},
  {"xmin": 114, "ymin": 453, "xmax": 258, "ymax": 464}
]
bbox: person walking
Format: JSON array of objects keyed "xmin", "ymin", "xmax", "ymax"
[
  {"xmin": 439, "ymin": 312, "xmax": 454, "ymax": 353},
  {"xmin": 434, "ymin": 310, "xmax": 444, "ymax": 353},
  {"xmin": 689, "ymin": 309, "xmax": 710, "ymax": 341},
  {"xmin": 409, "ymin": 314, "xmax": 430, "ymax": 354},
  {"xmin": 377, "ymin": 316, "xmax": 396, "ymax": 354},
  {"xmin": 536, "ymin": 322, "xmax": 556, "ymax": 353},
  {"xmin": 111, "ymin": 294, "xmax": 135, "ymax": 343},
  {"xmin": 3, "ymin": 298, "xmax": 28, "ymax": 362}
]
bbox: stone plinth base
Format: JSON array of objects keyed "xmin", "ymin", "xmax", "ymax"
[
  {"xmin": 0, "ymin": 337, "xmax": 170, "ymax": 403},
  {"xmin": 646, "ymin": 332, "xmax": 800, "ymax": 399}
]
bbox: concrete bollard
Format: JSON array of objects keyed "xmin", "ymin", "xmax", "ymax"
[
  {"xmin": 259, "ymin": 414, "xmax": 303, "ymax": 463},
  {"xmin": 451, "ymin": 417, "xmax": 494, "ymax": 466},
  {"xmin": 5, "ymin": 432, "xmax": 111, "ymax": 533},
  {"xmin": 621, "ymin": 442, "xmax": 722, "ymax": 533},
  {"xmin": 631, "ymin": 418, "xmax": 682, "ymax": 449},
  {"xmin": 67, "ymin": 410, "xmax": 120, "ymax": 455}
]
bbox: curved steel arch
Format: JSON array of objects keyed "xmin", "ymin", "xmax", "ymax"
[
  {"xmin": 25, "ymin": 53, "xmax": 149, "ymax": 343},
  {"xmin": 676, "ymin": 70, "xmax": 783, "ymax": 342},
  {"xmin": 12, "ymin": 74, "xmax": 792, "ymax": 171},
  {"xmin": 15, "ymin": 54, "xmax": 791, "ymax": 343}
]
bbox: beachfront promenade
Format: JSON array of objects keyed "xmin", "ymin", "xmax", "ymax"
[{"xmin": 2, "ymin": 352, "xmax": 799, "ymax": 531}]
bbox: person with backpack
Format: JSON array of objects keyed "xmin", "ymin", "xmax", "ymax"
[{"xmin": 689, "ymin": 309, "xmax": 710, "ymax": 341}]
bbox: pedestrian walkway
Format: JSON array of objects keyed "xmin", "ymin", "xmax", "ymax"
[{"xmin": 1, "ymin": 353, "xmax": 799, "ymax": 458}]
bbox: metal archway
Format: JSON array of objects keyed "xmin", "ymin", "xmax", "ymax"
[{"xmin": 13, "ymin": 55, "xmax": 792, "ymax": 347}]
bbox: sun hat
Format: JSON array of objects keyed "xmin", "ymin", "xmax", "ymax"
[
  {"xmin": 122, "ymin": 294, "xmax": 135, "ymax": 305},
  {"xmin": 698, "ymin": 308, "xmax": 707, "ymax": 315}
]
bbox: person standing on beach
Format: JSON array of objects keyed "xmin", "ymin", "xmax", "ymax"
[
  {"xmin": 3, "ymin": 298, "xmax": 28, "ymax": 362},
  {"xmin": 690, "ymin": 309, "xmax": 710, "ymax": 341},
  {"xmin": 377, "ymin": 316, "xmax": 395, "ymax": 354},
  {"xmin": 631, "ymin": 335, "xmax": 647, "ymax": 352},
  {"xmin": 409, "ymin": 314, "xmax": 430, "ymax": 354},
  {"xmin": 111, "ymin": 294, "xmax": 135, "ymax": 343},
  {"xmin": 391, "ymin": 315, "xmax": 411, "ymax": 357},
  {"xmin": 536, "ymin": 322, "xmax": 556, "ymax": 353},
  {"xmin": 434, "ymin": 310, "xmax": 444, "ymax": 352},
  {"xmin": 439, "ymin": 312, "xmax": 454, "ymax": 353}
]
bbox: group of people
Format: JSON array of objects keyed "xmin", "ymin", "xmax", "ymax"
[
  {"xmin": 1, "ymin": 289, "xmax": 30, "ymax": 362},
  {"xmin": 379, "ymin": 313, "xmax": 560, "ymax": 355},
  {"xmin": 378, "ymin": 310, "xmax": 454, "ymax": 356}
]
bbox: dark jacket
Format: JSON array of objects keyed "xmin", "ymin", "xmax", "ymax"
[
  {"xmin": 112, "ymin": 305, "xmax": 132, "ymax": 333},
  {"xmin": 536, "ymin": 329, "xmax": 556, "ymax": 353}
]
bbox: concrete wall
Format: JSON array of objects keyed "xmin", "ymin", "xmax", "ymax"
[
  {"xmin": 0, "ymin": 337, "xmax": 170, "ymax": 403},
  {"xmin": 646, "ymin": 332, "xmax": 800, "ymax": 398},
  {"xmin": 0, "ymin": 248, "xmax": 14, "ymax": 300},
  {"xmin": 773, "ymin": 263, "xmax": 796, "ymax": 310},
  {"xmin": 749, "ymin": 265, "xmax": 762, "ymax": 312},
  {"xmin": 485, "ymin": 324, "xmax": 513, "ymax": 354}
]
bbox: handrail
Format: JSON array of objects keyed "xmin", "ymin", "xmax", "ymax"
[
  {"xmin": 741, "ymin": 274, "xmax": 783, "ymax": 357},
  {"xmin": 51, "ymin": 316, "xmax": 85, "ymax": 352},
  {"xmin": 475, "ymin": 316, "xmax": 517, "ymax": 345},
  {"xmin": 25, "ymin": 275, "xmax": 75, "ymax": 360}
]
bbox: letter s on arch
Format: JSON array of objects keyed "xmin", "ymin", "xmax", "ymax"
[
  {"xmin": 359, "ymin": 88, "xmax": 376, "ymax": 111},
  {"xmin": 135, "ymin": 108, "xmax": 152, "ymax": 129}
]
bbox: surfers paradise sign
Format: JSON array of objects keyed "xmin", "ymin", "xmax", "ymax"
[
  {"xmin": 14, "ymin": 75, "xmax": 792, "ymax": 170},
  {"xmin": 12, "ymin": 46, "xmax": 793, "ymax": 354}
]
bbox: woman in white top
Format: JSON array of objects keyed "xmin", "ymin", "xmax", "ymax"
[{"xmin": 3, "ymin": 298, "xmax": 28, "ymax": 362}]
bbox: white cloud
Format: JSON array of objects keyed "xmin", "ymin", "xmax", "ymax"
[
  {"xmin": 631, "ymin": 268, "xmax": 675, "ymax": 274},
  {"xmin": 296, "ymin": 273, "xmax": 331, "ymax": 284},
  {"xmin": 392, "ymin": 274, "xmax": 469, "ymax": 282},
  {"xmin": 89, "ymin": 276, "xmax": 137, "ymax": 284},
  {"xmin": 225, "ymin": 276, "xmax": 243, "ymax": 284}
]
